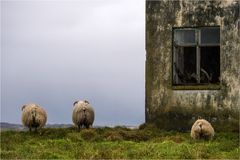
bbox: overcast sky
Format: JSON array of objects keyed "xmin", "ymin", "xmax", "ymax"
[{"xmin": 1, "ymin": 0, "xmax": 145, "ymax": 126}]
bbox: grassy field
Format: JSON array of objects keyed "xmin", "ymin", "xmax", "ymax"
[{"xmin": 1, "ymin": 125, "xmax": 239, "ymax": 159}]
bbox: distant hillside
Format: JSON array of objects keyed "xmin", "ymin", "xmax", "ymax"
[
  {"xmin": 0, "ymin": 122, "xmax": 73, "ymax": 131},
  {"xmin": 0, "ymin": 122, "xmax": 24, "ymax": 131},
  {"xmin": 0, "ymin": 122, "xmax": 137, "ymax": 131}
]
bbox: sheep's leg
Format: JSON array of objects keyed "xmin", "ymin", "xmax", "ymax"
[
  {"xmin": 86, "ymin": 124, "xmax": 92, "ymax": 129},
  {"xmin": 34, "ymin": 127, "xmax": 37, "ymax": 133},
  {"xmin": 77, "ymin": 125, "xmax": 81, "ymax": 132},
  {"xmin": 29, "ymin": 127, "xmax": 32, "ymax": 132}
]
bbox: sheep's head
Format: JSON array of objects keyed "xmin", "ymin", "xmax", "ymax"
[
  {"xmin": 22, "ymin": 103, "xmax": 39, "ymax": 110},
  {"xmin": 73, "ymin": 100, "xmax": 90, "ymax": 106}
]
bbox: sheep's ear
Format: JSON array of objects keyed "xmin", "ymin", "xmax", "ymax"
[
  {"xmin": 73, "ymin": 101, "xmax": 79, "ymax": 106},
  {"xmin": 21, "ymin": 105, "xmax": 26, "ymax": 111},
  {"xmin": 84, "ymin": 100, "xmax": 89, "ymax": 104}
]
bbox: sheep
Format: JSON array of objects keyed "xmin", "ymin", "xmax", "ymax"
[
  {"xmin": 21, "ymin": 103, "xmax": 47, "ymax": 132},
  {"xmin": 72, "ymin": 100, "xmax": 95, "ymax": 131},
  {"xmin": 190, "ymin": 118, "xmax": 214, "ymax": 140}
]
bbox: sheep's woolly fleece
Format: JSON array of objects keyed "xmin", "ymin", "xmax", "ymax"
[
  {"xmin": 72, "ymin": 100, "xmax": 95, "ymax": 129},
  {"xmin": 191, "ymin": 118, "xmax": 214, "ymax": 140},
  {"xmin": 21, "ymin": 103, "xmax": 47, "ymax": 130}
]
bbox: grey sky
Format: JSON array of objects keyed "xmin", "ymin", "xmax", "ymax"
[{"xmin": 1, "ymin": 0, "xmax": 145, "ymax": 126}]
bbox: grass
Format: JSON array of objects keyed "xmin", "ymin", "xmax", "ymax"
[{"xmin": 0, "ymin": 125, "xmax": 239, "ymax": 159}]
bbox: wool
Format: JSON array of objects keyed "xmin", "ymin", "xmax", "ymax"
[
  {"xmin": 191, "ymin": 118, "xmax": 214, "ymax": 140},
  {"xmin": 72, "ymin": 100, "xmax": 95, "ymax": 130},
  {"xmin": 21, "ymin": 103, "xmax": 47, "ymax": 131}
]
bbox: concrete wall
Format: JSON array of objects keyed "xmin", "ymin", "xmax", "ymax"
[{"xmin": 145, "ymin": 0, "xmax": 239, "ymax": 131}]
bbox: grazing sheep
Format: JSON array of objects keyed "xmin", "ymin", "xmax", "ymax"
[
  {"xmin": 191, "ymin": 118, "xmax": 214, "ymax": 140},
  {"xmin": 72, "ymin": 100, "xmax": 95, "ymax": 131},
  {"xmin": 21, "ymin": 103, "xmax": 47, "ymax": 132}
]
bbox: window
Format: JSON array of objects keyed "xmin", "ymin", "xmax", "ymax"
[{"xmin": 173, "ymin": 27, "xmax": 220, "ymax": 86}]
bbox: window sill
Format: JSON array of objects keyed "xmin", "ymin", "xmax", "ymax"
[{"xmin": 172, "ymin": 84, "xmax": 221, "ymax": 90}]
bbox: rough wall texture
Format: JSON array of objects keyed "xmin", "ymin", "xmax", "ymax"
[{"xmin": 145, "ymin": 0, "xmax": 240, "ymax": 131}]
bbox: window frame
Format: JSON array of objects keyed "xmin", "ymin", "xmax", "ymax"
[{"xmin": 172, "ymin": 26, "xmax": 221, "ymax": 90}]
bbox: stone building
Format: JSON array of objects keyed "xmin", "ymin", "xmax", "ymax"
[{"xmin": 145, "ymin": 0, "xmax": 239, "ymax": 131}]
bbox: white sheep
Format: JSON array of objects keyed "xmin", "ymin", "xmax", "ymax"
[
  {"xmin": 21, "ymin": 103, "xmax": 47, "ymax": 132},
  {"xmin": 72, "ymin": 100, "xmax": 95, "ymax": 131},
  {"xmin": 191, "ymin": 118, "xmax": 214, "ymax": 140}
]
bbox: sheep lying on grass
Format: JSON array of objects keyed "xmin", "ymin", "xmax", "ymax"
[
  {"xmin": 191, "ymin": 118, "xmax": 214, "ymax": 140},
  {"xmin": 72, "ymin": 100, "xmax": 95, "ymax": 131},
  {"xmin": 21, "ymin": 103, "xmax": 47, "ymax": 132}
]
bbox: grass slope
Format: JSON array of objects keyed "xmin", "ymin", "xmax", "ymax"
[{"xmin": 1, "ymin": 125, "xmax": 239, "ymax": 159}]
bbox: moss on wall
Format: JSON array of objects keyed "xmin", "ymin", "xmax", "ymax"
[{"xmin": 145, "ymin": 0, "xmax": 240, "ymax": 131}]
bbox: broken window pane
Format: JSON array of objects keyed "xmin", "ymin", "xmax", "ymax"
[
  {"xmin": 173, "ymin": 46, "xmax": 197, "ymax": 85},
  {"xmin": 174, "ymin": 29, "xmax": 196, "ymax": 45},
  {"xmin": 200, "ymin": 27, "xmax": 220, "ymax": 44},
  {"xmin": 200, "ymin": 46, "xmax": 220, "ymax": 84}
]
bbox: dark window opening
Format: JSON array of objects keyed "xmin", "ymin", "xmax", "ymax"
[
  {"xmin": 173, "ymin": 46, "xmax": 197, "ymax": 84},
  {"xmin": 200, "ymin": 46, "xmax": 220, "ymax": 84},
  {"xmin": 173, "ymin": 27, "xmax": 220, "ymax": 86}
]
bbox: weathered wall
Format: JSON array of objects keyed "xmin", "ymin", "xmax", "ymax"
[{"xmin": 145, "ymin": 0, "xmax": 240, "ymax": 131}]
